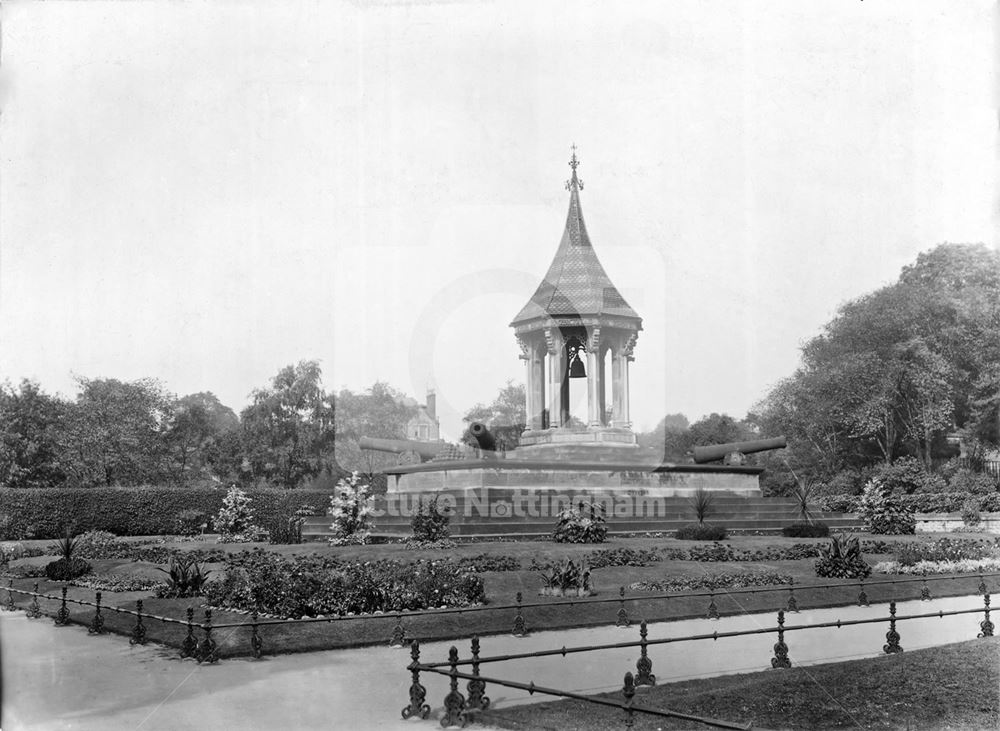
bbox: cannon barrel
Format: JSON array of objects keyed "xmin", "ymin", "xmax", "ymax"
[
  {"xmin": 469, "ymin": 422, "xmax": 496, "ymax": 452},
  {"xmin": 358, "ymin": 436, "xmax": 447, "ymax": 461},
  {"xmin": 692, "ymin": 436, "xmax": 787, "ymax": 464}
]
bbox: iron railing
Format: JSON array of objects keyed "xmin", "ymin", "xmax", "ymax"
[
  {"xmin": 405, "ymin": 594, "xmax": 996, "ymax": 728},
  {"xmin": 2, "ymin": 571, "xmax": 996, "ymax": 661}
]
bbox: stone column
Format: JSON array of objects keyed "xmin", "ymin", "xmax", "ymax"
[
  {"xmin": 548, "ymin": 340, "xmax": 563, "ymax": 428},
  {"xmin": 522, "ymin": 350, "xmax": 534, "ymax": 431},
  {"xmin": 611, "ymin": 343, "xmax": 623, "ymax": 428},
  {"xmin": 587, "ymin": 349, "xmax": 600, "ymax": 426},
  {"xmin": 598, "ymin": 347, "xmax": 607, "ymax": 426},
  {"xmin": 621, "ymin": 354, "xmax": 632, "ymax": 428},
  {"xmin": 531, "ymin": 346, "xmax": 545, "ymax": 431}
]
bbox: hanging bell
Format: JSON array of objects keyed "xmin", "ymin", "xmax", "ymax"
[{"xmin": 568, "ymin": 351, "xmax": 587, "ymax": 378}]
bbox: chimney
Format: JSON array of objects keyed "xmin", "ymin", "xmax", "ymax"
[{"xmin": 426, "ymin": 390, "xmax": 436, "ymax": 421}]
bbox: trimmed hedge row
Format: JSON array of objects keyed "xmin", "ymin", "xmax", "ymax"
[
  {"xmin": 0, "ymin": 487, "xmax": 332, "ymax": 540},
  {"xmin": 821, "ymin": 492, "xmax": 1000, "ymax": 515}
]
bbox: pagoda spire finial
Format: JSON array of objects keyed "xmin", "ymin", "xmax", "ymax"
[{"xmin": 565, "ymin": 144, "xmax": 584, "ymax": 191}]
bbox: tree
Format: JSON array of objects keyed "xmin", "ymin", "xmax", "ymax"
[
  {"xmin": 463, "ymin": 381, "xmax": 526, "ymax": 451},
  {"xmin": 637, "ymin": 413, "xmax": 690, "ymax": 461},
  {"xmin": 0, "ymin": 380, "xmax": 69, "ymax": 487},
  {"xmin": 60, "ymin": 377, "xmax": 173, "ymax": 486},
  {"xmin": 754, "ymin": 243, "xmax": 999, "ymax": 478},
  {"xmin": 334, "ymin": 382, "xmax": 417, "ymax": 475},
  {"xmin": 240, "ymin": 361, "xmax": 336, "ymax": 489},
  {"xmin": 164, "ymin": 392, "xmax": 239, "ymax": 484}
]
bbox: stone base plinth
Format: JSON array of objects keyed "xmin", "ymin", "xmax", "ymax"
[{"xmin": 384, "ymin": 461, "xmax": 762, "ymax": 497}]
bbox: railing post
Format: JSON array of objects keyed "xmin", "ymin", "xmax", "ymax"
[
  {"xmin": 707, "ymin": 590, "xmax": 719, "ymax": 620},
  {"xmin": 622, "ymin": 671, "xmax": 636, "ymax": 730},
  {"xmin": 512, "ymin": 591, "xmax": 528, "ymax": 637},
  {"xmin": 920, "ymin": 572, "xmax": 931, "ymax": 601},
  {"xmin": 26, "ymin": 582, "xmax": 41, "ymax": 619},
  {"xmin": 771, "ymin": 609, "xmax": 791, "ymax": 668},
  {"xmin": 883, "ymin": 600, "xmax": 903, "ymax": 654},
  {"xmin": 857, "ymin": 580, "xmax": 869, "ymax": 607},
  {"xmin": 129, "ymin": 599, "xmax": 147, "ymax": 645},
  {"xmin": 466, "ymin": 635, "xmax": 491, "ymax": 711},
  {"xmin": 786, "ymin": 580, "xmax": 798, "ymax": 613},
  {"xmin": 180, "ymin": 607, "xmax": 198, "ymax": 658},
  {"xmin": 440, "ymin": 646, "xmax": 468, "ymax": 727},
  {"xmin": 54, "ymin": 586, "xmax": 70, "ymax": 626},
  {"xmin": 250, "ymin": 611, "xmax": 263, "ymax": 658},
  {"xmin": 389, "ymin": 613, "xmax": 406, "ymax": 648},
  {"xmin": 4, "ymin": 579, "xmax": 15, "ymax": 612},
  {"xmin": 635, "ymin": 620, "xmax": 656, "ymax": 685},
  {"xmin": 616, "ymin": 586, "xmax": 630, "ymax": 627},
  {"xmin": 978, "ymin": 575, "xmax": 987, "ymax": 595},
  {"xmin": 400, "ymin": 640, "xmax": 430, "ymax": 719},
  {"xmin": 979, "ymin": 594, "xmax": 994, "ymax": 638},
  {"xmin": 197, "ymin": 609, "xmax": 219, "ymax": 664},
  {"xmin": 87, "ymin": 591, "xmax": 105, "ymax": 635}
]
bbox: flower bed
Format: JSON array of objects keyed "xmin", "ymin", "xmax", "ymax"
[
  {"xmin": 628, "ymin": 571, "xmax": 793, "ymax": 593},
  {"xmin": 203, "ymin": 549, "xmax": 485, "ymax": 618},
  {"xmin": 873, "ymin": 557, "xmax": 1000, "ymax": 575},
  {"xmin": 70, "ymin": 574, "xmax": 164, "ymax": 592}
]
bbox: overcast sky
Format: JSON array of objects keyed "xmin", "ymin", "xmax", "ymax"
[{"xmin": 0, "ymin": 1, "xmax": 995, "ymax": 441}]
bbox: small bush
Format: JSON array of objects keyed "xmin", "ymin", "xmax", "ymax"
[
  {"xmin": 174, "ymin": 509, "xmax": 207, "ymax": 537},
  {"xmin": 536, "ymin": 559, "xmax": 592, "ymax": 596},
  {"xmin": 411, "ymin": 497, "xmax": 451, "ymax": 542},
  {"xmin": 155, "ymin": 555, "xmax": 212, "ymax": 598},
  {"xmin": 72, "ymin": 574, "xmax": 163, "ymax": 592},
  {"xmin": 947, "ymin": 469, "xmax": 997, "ymax": 496},
  {"xmin": 456, "ymin": 554, "xmax": 521, "ymax": 572},
  {"xmin": 44, "ymin": 557, "xmax": 93, "ymax": 581},
  {"xmin": 73, "ymin": 530, "xmax": 127, "ymax": 559},
  {"xmin": 814, "ymin": 534, "xmax": 871, "ymax": 579},
  {"xmin": 961, "ymin": 497, "xmax": 982, "ymax": 527},
  {"xmin": 586, "ymin": 547, "xmax": 661, "ymax": 568},
  {"xmin": 214, "ymin": 485, "xmax": 267, "ymax": 543},
  {"xmin": 552, "ymin": 502, "xmax": 607, "ymax": 544},
  {"xmin": 873, "ymin": 457, "xmax": 937, "ymax": 495},
  {"xmin": 328, "ymin": 472, "xmax": 375, "ymax": 546},
  {"xmin": 675, "ymin": 524, "xmax": 728, "ymax": 541},
  {"xmin": 782, "ymin": 522, "xmax": 831, "ymax": 538},
  {"xmin": 858, "ymin": 479, "xmax": 916, "ymax": 534}
]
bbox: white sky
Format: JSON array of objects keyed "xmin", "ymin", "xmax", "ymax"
[{"xmin": 0, "ymin": 0, "xmax": 996, "ymax": 441}]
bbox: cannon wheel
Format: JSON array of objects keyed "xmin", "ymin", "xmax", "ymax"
[{"xmin": 397, "ymin": 450, "xmax": 422, "ymax": 465}]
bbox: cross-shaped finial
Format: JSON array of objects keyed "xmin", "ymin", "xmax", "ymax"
[{"xmin": 565, "ymin": 144, "xmax": 584, "ymax": 190}]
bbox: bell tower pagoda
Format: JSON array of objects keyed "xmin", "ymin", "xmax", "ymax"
[{"xmin": 511, "ymin": 149, "xmax": 642, "ymax": 453}]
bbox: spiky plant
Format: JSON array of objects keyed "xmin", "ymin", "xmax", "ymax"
[{"xmin": 688, "ymin": 488, "xmax": 714, "ymax": 525}]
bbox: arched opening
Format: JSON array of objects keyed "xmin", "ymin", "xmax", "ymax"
[{"xmin": 602, "ymin": 344, "xmax": 612, "ymax": 426}]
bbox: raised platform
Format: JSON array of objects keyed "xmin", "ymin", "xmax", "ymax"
[
  {"xmin": 383, "ymin": 459, "xmax": 764, "ymax": 497},
  {"xmin": 301, "ymin": 489, "xmax": 862, "ymax": 540}
]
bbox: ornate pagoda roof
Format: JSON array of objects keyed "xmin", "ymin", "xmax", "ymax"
[{"xmin": 511, "ymin": 151, "xmax": 642, "ymax": 330}]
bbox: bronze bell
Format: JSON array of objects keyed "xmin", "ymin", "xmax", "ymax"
[{"xmin": 568, "ymin": 350, "xmax": 587, "ymax": 378}]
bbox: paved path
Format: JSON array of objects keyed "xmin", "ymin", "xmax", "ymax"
[{"xmin": 1, "ymin": 594, "xmax": 986, "ymax": 730}]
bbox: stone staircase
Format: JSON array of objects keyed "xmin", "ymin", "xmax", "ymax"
[{"xmin": 302, "ymin": 489, "xmax": 860, "ymax": 541}]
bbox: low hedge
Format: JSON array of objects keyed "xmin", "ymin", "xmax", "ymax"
[
  {"xmin": 820, "ymin": 492, "xmax": 1000, "ymax": 515},
  {"xmin": 0, "ymin": 487, "xmax": 331, "ymax": 539}
]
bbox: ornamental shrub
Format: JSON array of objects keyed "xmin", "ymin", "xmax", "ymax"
[
  {"xmin": 328, "ymin": 472, "xmax": 375, "ymax": 546},
  {"xmin": 814, "ymin": 534, "xmax": 871, "ymax": 579},
  {"xmin": 154, "ymin": 555, "xmax": 212, "ymax": 598},
  {"xmin": 552, "ymin": 502, "xmax": 608, "ymax": 543},
  {"xmin": 674, "ymin": 523, "xmax": 728, "ymax": 541},
  {"xmin": 947, "ymin": 469, "xmax": 998, "ymax": 496},
  {"xmin": 44, "ymin": 557, "xmax": 93, "ymax": 581},
  {"xmin": 857, "ymin": 479, "xmax": 915, "ymax": 534},
  {"xmin": 781, "ymin": 522, "xmax": 831, "ymax": 538},
  {"xmin": 536, "ymin": 559, "xmax": 592, "ymax": 596},
  {"xmin": 214, "ymin": 485, "xmax": 267, "ymax": 543},
  {"xmin": 411, "ymin": 497, "xmax": 451, "ymax": 543},
  {"xmin": 961, "ymin": 498, "xmax": 981, "ymax": 527},
  {"xmin": 873, "ymin": 457, "xmax": 938, "ymax": 495}
]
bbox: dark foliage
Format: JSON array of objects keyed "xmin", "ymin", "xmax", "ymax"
[
  {"xmin": 410, "ymin": 496, "xmax": 451, "ymax": 542},
  {"xmin": 814, "ymin": 534, "xmax": 872, "ymax": 579},
  {"xmin": 674, "ymin": 523, "xmax": 728, "ymax": 541},
  {"xmin": 44, "ymin": 557, "xmax": 93, "ymax": 581},
  {"xmin": 782, "ymin": 522, "xmax": 831, "ymax": 538}
]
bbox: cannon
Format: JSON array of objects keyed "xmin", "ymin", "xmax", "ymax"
[
  {"xmin": 468, "ymin": 422, "xmax": 497, "ymax": 453},
  {"xmin": 692, "ymin": 436, "xmax": 787, "ymax": 465},
  {"xmin": 358, "ymin": 436, "xmax": 448, "ymax": 465}
]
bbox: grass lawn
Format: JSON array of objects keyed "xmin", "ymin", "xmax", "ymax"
[
  {"xmin": 479, "ymin": 636, "xmax": 1000, "ymax": 730},
  {"xmin": 3, "ymin": 533, "xmax": 996, "ymax": 657}
]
